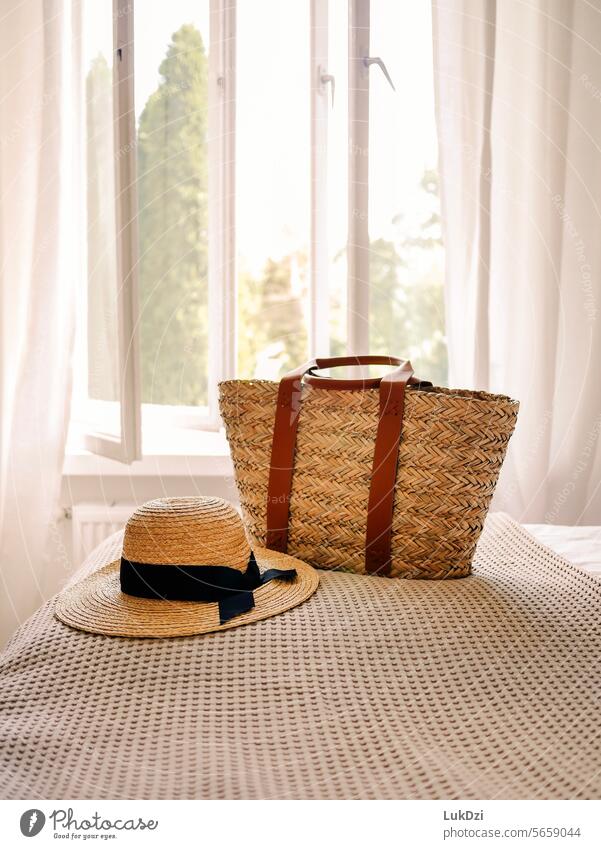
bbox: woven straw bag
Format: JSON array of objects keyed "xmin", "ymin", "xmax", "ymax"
[{"xmin": 220, "ymin": 355, "xmax": 519, "ymax": 579}]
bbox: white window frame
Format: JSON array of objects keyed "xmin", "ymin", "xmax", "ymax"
[
  {"xmin": 309, "ymin": 0, "xmax": 330, "ymax": 357},
  {"xmin": 77, "ymin": 0, "xmax": 235, "ymax": 460},
  {"xmin": 80, "ymin": 0, "xmax": 142, "ymax": 463},
  {"xmin": 207, "ymin": 0, "xmax": 237, "ymax": 421},
  {"xmin": 347, "ymin": 0, "xmax": 371, "ymax": 355},
  {"xmin": 77, "ymin": 0, "xmax": 399, "ymax": 462},
  {"xmin": 310, "ymin": 0, "xmax": 379, "ymax": 359}
]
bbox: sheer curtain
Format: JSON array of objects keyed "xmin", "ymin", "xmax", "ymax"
[
  {"xmin": 433, "ymin": 0, "xmax": 601, "ymax": 523},
  {"xmin": 0, "ymin": 0, "xmax": 78, "ymax": 645}
]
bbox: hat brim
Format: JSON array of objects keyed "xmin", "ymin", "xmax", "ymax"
[{"xmin": 54, "ymin": 547, "xmax": 319, "ymax": 638}]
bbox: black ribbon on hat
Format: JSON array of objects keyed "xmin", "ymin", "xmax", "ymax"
[{"xmin": 120, "ymin": 552, "xmax": 297, "ymax": 625}]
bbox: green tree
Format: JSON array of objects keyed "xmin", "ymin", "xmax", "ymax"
[
  {"xmin": 369, "ymin": 237, "xmax": 408, "ymax": 355},
  {"xmin": 237, "ymin": 267, "xmax": 264, "ymax": 377},
  {"xmin": 137, "ymin": 24, "xmax": 208, "ymax": 405},
  {"xmin": 369, "ymin": 168, "xmax": 447, "ymax": 386},
  {"xmin": 238, "ymin": 253, "xmax": 308, "ymax": 378}
]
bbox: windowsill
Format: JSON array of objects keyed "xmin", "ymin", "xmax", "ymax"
[{"xmin": 63, "ymin": 428, "xmax": 233, "ymax": 477}]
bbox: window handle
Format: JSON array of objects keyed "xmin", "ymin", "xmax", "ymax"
[
  {"xmin": 363, "ymin": 56, "xmax": 396, "ymax": 92},
  {"xmin": 319, "ymin": 67, "xmax": 335, "ymax": 108}
]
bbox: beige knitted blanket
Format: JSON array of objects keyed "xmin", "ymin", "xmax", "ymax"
[{"xmin": 1, "ymin": 513, "xmax": 600, "ymax": 800}]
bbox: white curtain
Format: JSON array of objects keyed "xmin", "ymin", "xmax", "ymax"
[
  {"xmin": 0, "ymin": 0, "xmax": 77, "ymax": 645},
  {"xmin": 433, "ymin": 0, "xmax": 601, "ymax": 524}
]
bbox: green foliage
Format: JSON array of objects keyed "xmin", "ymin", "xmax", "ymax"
[
  {"xmin": 369, "ymin": 237, "xmax": 408, "ymax": 355},
  {"xmin": 238, "ymin": 254, "xmax": 308, "ymax": 379},
  {"xmin": 369, "ymin": 166, "xmax": 448, "ymax": 386},
  {"xmin": 137, "ymin": 24, "xmax": 209, "ymax": 405},
  {"xmin": 122, "ymin": 22, "xmax": 446, "ymax": 399},
  {"xmin": 236, "ymin": 268, "xmax": 264, "ymax": 379}
]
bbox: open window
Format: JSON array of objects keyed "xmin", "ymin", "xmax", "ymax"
[
  {"xmin": 70, "ymin": 0, "xmax": 445, "ymax": 463},
  {"xmin": 72, "ymin": 0, "xmax": 140, "ymax": 462}
]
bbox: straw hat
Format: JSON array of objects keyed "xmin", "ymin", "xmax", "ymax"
[{"xmin": 55, "ymin": 497, "xmax": 319, "ymax": 638}]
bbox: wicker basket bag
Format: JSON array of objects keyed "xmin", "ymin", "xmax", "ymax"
[{"xmin": 219, "ymin": 355, "xmax": 519, "ymax": 579}]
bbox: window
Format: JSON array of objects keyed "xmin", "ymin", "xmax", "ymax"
[
  {"xmin": 70, "ymin": 0, "xmax": 446, "ymax": 461},
  {"xmin": 71, "ymin": 0, "xmax": 140, "ymax": 461},
  {"xmin": 366, "ymin": 0, "xmax": 445, "ymax": 385},
  {"xmin": 135, "ymin": 3, "xmax": 212, "ymax": 412},
  {"xmin": 236, "ymin": 0, "xmax": 311, "ymax": 379}
]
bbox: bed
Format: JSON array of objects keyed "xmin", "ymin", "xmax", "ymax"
[
  {"xmin": 525, "ymin": 524, "xmax": 601, "ymax": 577},
  {"xmin": 1, "ymin": 514, "xmax": 600, "ymax": 800}
]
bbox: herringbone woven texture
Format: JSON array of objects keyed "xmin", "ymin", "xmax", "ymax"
[
  {"xmin": 219, "ymin": 380, "xmax": 518, "ymax": 577},
  {"xmin": 1, "ymin": 514, "xmax": 600, "ymax": 800}
]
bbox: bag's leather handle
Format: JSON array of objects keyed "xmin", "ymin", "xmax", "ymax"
[
  {"xmin": 304, "ymin": 355, "xmax": 421, "ymax": 390},
  {"xmin": 265, "ymin": 356, "xmax": 430, "ymax": 575},
  {"xmin": 364, "ymin": 359, "xmax": 416, "ymax": 575}
]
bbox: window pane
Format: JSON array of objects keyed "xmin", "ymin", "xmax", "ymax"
[
  {"xmin": 236, "ymin": 0, "xmax": 310, "ymax": 379},
  {"xmin": 135, "ymin": 1, "xmax": 210, "ymax": 406},
  {"xmin": 327, "ymin": 0, "xmax": 348, "ymax": 357},
  {"xmin": 83, "ymin": 1, "xmax": 119, "ymax": 406},
  {"xmin": 368, "ymin": 0, "xmax": 447, "ymax": 385}
]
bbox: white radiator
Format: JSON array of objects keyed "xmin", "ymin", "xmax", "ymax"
[{"xmin": 71, "ymin": 503, "xmax": 136, "ymax": 566}]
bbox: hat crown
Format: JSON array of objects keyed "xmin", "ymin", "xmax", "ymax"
[{"xmin": 122, "ymin": 497, "xmax": 250, "ymax": 571}]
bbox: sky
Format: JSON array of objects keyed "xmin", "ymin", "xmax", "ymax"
[{"xmin": 85, "ymin": 0, "xmax": 439, "ymax": 274}]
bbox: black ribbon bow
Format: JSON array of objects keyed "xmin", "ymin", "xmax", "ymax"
[{"xmin": 120, "ymin": 552, "xmax": 297, "ymax": 624}]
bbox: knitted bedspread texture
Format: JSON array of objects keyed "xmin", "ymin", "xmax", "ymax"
[{"xmin": 1, "ymin": 513, "xmax": 600, "ymax": 799}]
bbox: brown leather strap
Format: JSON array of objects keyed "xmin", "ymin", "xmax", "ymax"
[
  {"xmin": 265, "ymin": 359, "xmax": 318, "ymax": 551},
  {"xmin": 304, "ymin": 355, "xmax": 412, "ymax": 390},
  {"xmin": 265, "ymin": 356, "xmax": 427, "ymax": 571},
  {"xmin": 364, "ymin": 361, "xmax": 414, "ymax": 575}
]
